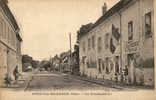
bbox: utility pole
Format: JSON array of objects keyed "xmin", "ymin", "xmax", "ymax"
[
  {"xmin": 50, "ymin": 55, "xmax": 52, "ymax": 71},
  {"xmin": 119, "ymin": 12, "xmax": 122, "ymax": 72},
  {"xmin": 69, "ymin": 33, "xmax": 72, "ymax": 73}
]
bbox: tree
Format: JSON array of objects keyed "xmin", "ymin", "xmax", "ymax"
[
  {"xmin": 22, "ymin": 55, "xmax": 32, "ymax": 63},
  {"xmin": 22, "ymin": 54, "xmax": 40, "ymax": 71},
  {"xmin": 31, "ymin": 60, "xmax": 39, "ymax": 68}
]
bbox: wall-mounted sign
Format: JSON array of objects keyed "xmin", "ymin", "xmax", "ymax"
[{"xmin": 125, "ymin": 41, "xmax": 139, "ymax": 53}]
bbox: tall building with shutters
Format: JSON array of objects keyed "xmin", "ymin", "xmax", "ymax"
[
  {"xmin": 78, "ymin": 0, "xmax": 154, "ymax": 86},
  {"xmin": 0, "ymin": 0, "xmax": 22, "ymax": 85}
]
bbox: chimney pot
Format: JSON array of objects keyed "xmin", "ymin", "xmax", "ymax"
[{"xmin": 102, "ymin": 2, "xmax": 107, "ymax": 15}]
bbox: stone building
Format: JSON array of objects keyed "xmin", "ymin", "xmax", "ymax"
[
  {"xmin": 79, "ymin": 0, "xmax": 154, "ymax": 86},
  {"xmin": 0, "ymin": 0, "xmax": 22, "ymax": 85},
  {"xmin": 121, "ymin": 0, "xmax": 154, "ymax": 86}
]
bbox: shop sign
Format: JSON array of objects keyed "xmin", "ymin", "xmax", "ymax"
[{"xmin": 125, "ymin": 41, "xmax": 139, "ymax": 53}]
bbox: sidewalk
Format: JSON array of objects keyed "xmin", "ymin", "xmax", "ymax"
[
  {"xmin": 66, "ymin": 74, "xmax": 154, "ymax": 91},
  {"xmin": 0, "ymin": 79, "xmax": 27, "ymax": 91},
  {"xmin": 0, "ymin": 72, "xmax": 33, "ymax": 91}
]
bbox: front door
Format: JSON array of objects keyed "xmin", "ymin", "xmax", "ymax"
[{"xmin": 127, "ymin": 54, "xmax": 136, "ymax": 84}]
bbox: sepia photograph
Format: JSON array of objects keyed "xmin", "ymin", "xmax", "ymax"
[{"xmin": 0, "ymin": 0, "xmax": 155, "ymax": 99}]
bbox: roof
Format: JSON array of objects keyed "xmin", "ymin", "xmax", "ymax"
[
  {"xmin": 0, "ymin": 0, "xmax": 19, "ymax": 31},
  {"xmin": 79, "ymin": 0, "xmax": 132, "ymax": 38},
  {"xmin": 0, "ymin": 0, "xmax": 22, "ymax": 41}
]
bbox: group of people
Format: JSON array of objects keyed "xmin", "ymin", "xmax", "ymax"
[{"xmin": 114, "ymin": 65, "xmax": 129, "ymax": 84}]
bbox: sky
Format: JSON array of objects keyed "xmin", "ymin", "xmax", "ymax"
[{"xmin": 8, "ymin": 0, "xmax": 119, "ymax": 60}]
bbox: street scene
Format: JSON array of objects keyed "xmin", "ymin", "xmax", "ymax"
[
  {"xmin": 24, "ymin": 71, "xmax": 119, "ymax": 91},
  {"xmin": 0, "ymin": 0, "xmax": 155, "ymax": 91}
]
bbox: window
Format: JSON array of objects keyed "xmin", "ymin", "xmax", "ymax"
[
  {"xmin": 88, "ymin": 38, "xmax": 91, "ymax": 50},
  {"xmin": 110, "ymin": 60, "xmax": 114, "ymax": 72},
  {"xmin": 98, "ymin": 37, "xmax": 102, "ymax": 52},
  {"xmin": 1, "ymin": 21, "xmax": 4, "ymax": 39},
  {"xmin": 0, "ymin": 20, "xmax": 2, "ymax": 38},
  {"xmin": 102, "ymin": 60, "xmax": 105, "ymax": 70},
  {"xmin": 92, "ymin": 35, "xmax": 95, "ymax": 49},
  {"xmin": 98, "ymin": 59, "xmax": 102, "ymax": 73},
  {"xmin": 87, "ymin": 58, "xmax": 90, "ymax": 68},
  {"xmin": 5, "ymin": 26, "xmax": 9, "ymax": 41},
  {"xmin": 145, "ymin": 12, "xmax": 152, "ymax": 38},
  {"xmin": 82, "ymin": 41, "xmax": 85, "ymax": 52},
  {"xmin": 105, "ymin": 33, "xmax": 109, "ymax": 49},
  {"xmin": 8, "ymin": 28, "xmax": 11, "ymax": 44},
  {"xmin": 10, "ymin": 30, "xmax": 13, "ymax": 46},
  {"xmin": 13, "ymin": 33, "xmax": 16, "ymax": 48},
  {"xmin": 3, "ymin": 22, "xmax": 6, "ymax": 39},
  {"xmin": 82, "ymin": 56, "xmax": 86, "ymax": 64},
  {"xmin": 105, "ymin": 58, "xmax": 109, "ymax": 74},
  {"xmin": 115, "ymin": 56, "xmax": 119, "ymax": 73},
  {"xmin": 128, "ymin": 21, "xmax": 133, "ymax": 40},
  {"xmin": 7, "ymin": 26, "xmax": 9, "ymax": 42}
]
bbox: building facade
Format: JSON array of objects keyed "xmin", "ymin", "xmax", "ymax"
[
  {"xmin": 121, "ymin": 0, "xmax": 154, "ymax": 85},
  {"xmin": 79, "ymin": 0, "xmax": 154, "ymax": 86},
  {"xmin": 0, "ymin": 0, "xmax": 22, "ymax": 85}
]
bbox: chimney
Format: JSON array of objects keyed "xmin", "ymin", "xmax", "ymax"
[{"xmin": 102, "ymin": 2, "xmax": 107, "ymax": 15}]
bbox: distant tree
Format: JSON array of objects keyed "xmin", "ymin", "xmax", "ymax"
[
  {"xmin": 22, "ymin": 55, "xmax": 32, "ymax": 63},
  {"xmin": 39, "ymin": 60, "xmax": 51, "ymax": 71},
  {"xmin": 31, "ymin": 60, "xmax": 39, "ymax": 68},
  {"xmin": 22, "ymin": 55, "xmax": 40, "ymax": 71}
]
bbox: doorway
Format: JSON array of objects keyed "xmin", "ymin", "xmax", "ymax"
[
  {"xmin": 127, "ymin": 54, "xmax": 136, "ymax": 84},
  {"xmin": 115, "ymin": 56, "xmax": 119, "ymax": 74},
  {"xmin": 98, "ymin": 59, "xmax": 102, "ymax": 74}
]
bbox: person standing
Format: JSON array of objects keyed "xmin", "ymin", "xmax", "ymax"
[
  {"xmin": 124, "ymin": 65, "xmax": 128, "ymax": 85},
  {"xmin": 13, "ymin": 66, "xmax": 19, "ymax": 82}
]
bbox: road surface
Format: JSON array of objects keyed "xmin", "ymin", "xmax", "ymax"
[{"xmin": 25, "ymin": 71, "xmax": 119, "ymax": 91}]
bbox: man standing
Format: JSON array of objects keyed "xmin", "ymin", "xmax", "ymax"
[{"xmin": 13, "ymin": 66, "xmax": 19, "ymax": 83}]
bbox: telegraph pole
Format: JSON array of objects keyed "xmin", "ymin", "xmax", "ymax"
[
  {"xmin": 50, "ymin": 55, "xmax": 52, "ymax": 71},
  {"xmin": 69, "ymin": 33, "xmax": 72, "ymax": 73}
]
